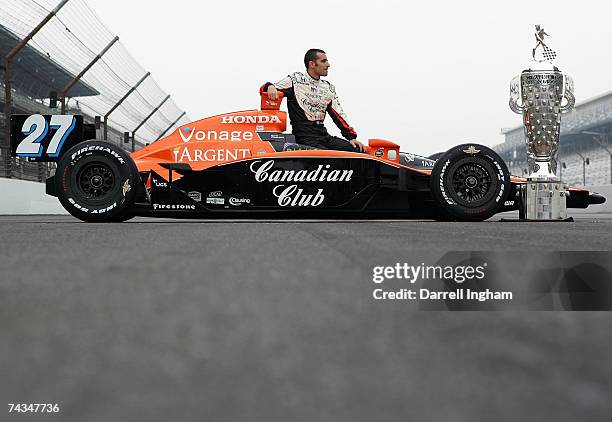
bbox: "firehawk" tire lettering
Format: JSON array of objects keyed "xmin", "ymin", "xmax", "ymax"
[
  {"xmin": 438, "ymin": 159, "xmax": 455, "ymax": 205},
  {"xmin": 71, "ymin": 146, "xmax": 125, "ymax": 164}
]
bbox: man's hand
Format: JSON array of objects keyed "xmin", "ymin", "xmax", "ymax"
[
  {"xmin": 267, "ymin": 85, "xmax": 279, "ymax": 100},
  {"xmin": 350, "ymin": 139, "xmax": 365, "ymax": 152}
]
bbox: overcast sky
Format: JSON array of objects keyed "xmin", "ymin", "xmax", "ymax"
[{"xmin": 87, "ymin": 0, "xmax": 612, "ymax": 155}]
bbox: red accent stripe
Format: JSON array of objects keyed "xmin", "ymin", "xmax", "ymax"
[{"xmin": 329, "ymin": 107, "xmax": 356, "ymax": 136}]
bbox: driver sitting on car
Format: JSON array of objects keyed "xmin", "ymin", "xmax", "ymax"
[{"xmin": 261, "ymin": 49, "xmax": 365, "ymax": 153}]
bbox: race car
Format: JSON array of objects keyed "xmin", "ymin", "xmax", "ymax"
[{"xmin": 10, "ymin": 92, "xmax": 606, "ymax": 222}]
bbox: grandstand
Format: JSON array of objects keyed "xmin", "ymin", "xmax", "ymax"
[
  {"xmin": 0, "ymin": 0, "xmax": 190, "ymax": 181},
  {"xmin": 496, "ymin": 91, "xmax": 612, "ymax": 187}
]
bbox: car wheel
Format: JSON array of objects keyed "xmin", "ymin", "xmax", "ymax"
[
  {"xmin": 54, "ymin": 140, "xmax": 139, "ymax": 222},
  {"xmin": 430, "ymin": 144, "xmax": 510, "ymax": 222}
]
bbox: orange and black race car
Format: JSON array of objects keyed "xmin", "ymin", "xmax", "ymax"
[{"xmin": 10, "ymin": 92, "xmax": 606, "ymax": 222}]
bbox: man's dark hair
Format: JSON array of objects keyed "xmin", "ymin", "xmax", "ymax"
[{"xmin": 304, "ymin": 49, "xmax": 326, "ymax": 69}]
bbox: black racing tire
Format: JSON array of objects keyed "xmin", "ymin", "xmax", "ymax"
[
  {"xmin": 427, "ymin": 152, "xmax": 444, "ymax": 161},
  {"xmin": 430, "ymin": 143, "xmax": 510, "ymax": 222},
  {"xmin": 54, "ymin": 140, "xmax": 140, "ymax": 222}
]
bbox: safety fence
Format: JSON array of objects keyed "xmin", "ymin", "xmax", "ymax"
[
  {"xmin": 1, "ymin": 0, "xmax": 190, "ymax": 181},
  {"xmin": 502, "ymin": 136, "xmax": 612, "ymax": 187}
]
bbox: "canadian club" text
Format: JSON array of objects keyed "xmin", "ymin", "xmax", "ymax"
[{"xmin": 249, "ymin": 160, "xmax": 353, "ymax": 207}]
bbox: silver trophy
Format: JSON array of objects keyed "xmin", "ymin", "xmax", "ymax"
[{"xmin": 509, "ymin": 26, "xmax": 575, "ymax": 220}]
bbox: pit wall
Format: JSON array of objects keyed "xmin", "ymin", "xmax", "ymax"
[
  {"xmin": 0, "ymin": 178, "xmax": 67, "ymax": 215},
  {"xmin": 0, "ymin": 178, "xmax": 610, "ymax": 215}
]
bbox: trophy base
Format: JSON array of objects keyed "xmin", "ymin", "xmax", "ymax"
[{"xmin": 519, "ymin": 181, "xmax": 569, "ymax": 221}]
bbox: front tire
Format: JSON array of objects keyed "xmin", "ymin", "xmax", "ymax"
[
  {"xmin": 430, "ymin": 144, "xmax": 510, "ymax": 221},
  {"xmin": 54, "ymin": 140, "xmax": 140, "ymax": 222}
]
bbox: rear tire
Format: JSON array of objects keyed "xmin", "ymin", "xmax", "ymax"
[
  {"xmin": 54, "ymin": 140, "xmax": 140, "ymax": 222},
  {"xmin": 430, "ymin": 144, "xmax": 510, "ymax": 221}
]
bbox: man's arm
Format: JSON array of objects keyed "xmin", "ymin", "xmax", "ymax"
[
  {"xmin": 327, "ymin": 87, "xmax": 357, "ymax": 141},
  {"xmin": 260, "ymin": 75, "xmax": 293, "ymax": 100}
]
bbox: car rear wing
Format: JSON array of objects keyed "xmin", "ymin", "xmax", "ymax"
[
  {"xmin": 260, "ymin": 91, "xmax": 284, "ymax": 110},
  {"xmin": 10, "ymin": 114, "xmax": 95, "ymax": 162}
]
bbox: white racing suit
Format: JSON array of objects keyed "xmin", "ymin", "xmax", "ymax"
[{"xmin": 261, "ymin": 72, "xmax": 359, "ymax": 152}]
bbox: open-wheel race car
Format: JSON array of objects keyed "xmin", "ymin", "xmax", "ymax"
[{"xmin": 10, "ymin": 92, "xmax": 606, "ymax": 222}]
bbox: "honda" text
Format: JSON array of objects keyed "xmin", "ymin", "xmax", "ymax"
[{"xmin": 221, "ymin": 115, "xmax": 282, "ymax": 124}]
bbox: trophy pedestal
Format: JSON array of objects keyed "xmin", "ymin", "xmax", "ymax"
[{"xmin": 520, "ymin": 181, "xmax": 569, "ymax": 221}]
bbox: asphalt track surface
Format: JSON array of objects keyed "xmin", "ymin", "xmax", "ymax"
[{"xmin": 1, "ymin": 212, "xmax": 612, "ymax": 421}]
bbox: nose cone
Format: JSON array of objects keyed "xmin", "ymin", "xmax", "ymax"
[{"xmin": 589, "ymin": 192, "xmax": 606, "ymax": 205}]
